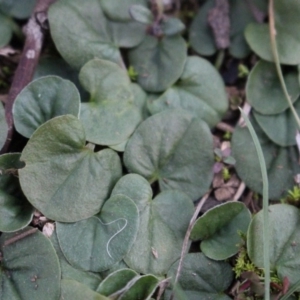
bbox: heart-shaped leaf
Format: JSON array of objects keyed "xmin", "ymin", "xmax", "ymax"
[
  {"xmin": 232, "ymin": 116, "xmax": 300, "ymax": 200},
  {"xmin": 128, "ymin": 35, "xmax": 187, "ymax": 92},
  {"xmin": 165, "ymin": 253, "xmax": 233, "ymax": 300},
  {"xmin": 189, "ymin": 0, "xmax": 264, "ymax": 59},
  {"xmin": 100, "ymin": 0, "xmax": 147, "ymax": 21},
  {"xmin": 248, "ymin": 204, "xmax": 300, "ymax": 287},
  {"xmin": 0, "ymin": 0, "xmax": 36, "ymax": 19},
  {"xmin": 161, "ymin": 17, "xmax": 185, "ymax": 36},
  {"xmin": 245, "ymin": 0, "xmax": 300, "ymax": 65},
  {"xmin": 147, "ymin": 56, "xmax": 228, "ymax": 128},
  {"xmin": 190, "ymin": 202, "xmax": 251, "ymax": 260},
  {"xmin": 124, "ymin": 109, "xmax": 214, "ymax": 200},
  {"xmin": 0, "ymin": 153, "xmax": 34, "ymax": 232},
  {"xmin": 79, "ymin": 59, "xmax": 142, "ymax": 146},
  {"xmin": 112, "ymin": 174, "xmax": 194, "ymax": 275},
  {"xmin": 60, "ymin": 279, "xmax": 109, "ymax": 300},
  {"xmin": 57, "ymin": 194, "xmax": 139, "ymax": 272},
  {"xmin": 0, "ymin": 227, "xmax": 61, "ymax": 300},
  {"xmin": 13, "ymin": 76, "xmax": 80, "ymax": 138},
  {"xmin": 246, "ymin": 60, "xmax": 300, "ymax": 115},
  {"xmin": 189, "ymin": 0, "xmax": 216, "ymax": 56},
  {"xmin": 129, "ymin": 4, "xmax": 153, "ymax": 24},
  {"xmin": 49, "ymin": 0, "xmax": 146, "ymax": 70},
  {"xmin": 0, "ymin": 102, "xmax": 7, "ymax": 150},
  {"xmin": 119, "ymin": 275, "xmax": 159, "ymax": 300},
  {"xmin": 19, "ymin": 115, "xmax": 122, "ymax": 222},
  {"xmin": 96, "ymin": 269, "xmax": 138, "ymax": 296},
  {"xmin": 48, "ymin": 0, "xmax": 121, "ymax": 70},
  {"xmin": 0, "ymin": 12, "xmax": 12, "ymax": 47},
  {"xmin": 50, "ymin": 230, "xmax": 102, "ymax": 290},
  {"xmin": 107, "ymin": 19, "xmax": 146, "ymax": 48},
  {"xmin": 253, "ymin": 98, "xmax": 300, "ymax": 147}
]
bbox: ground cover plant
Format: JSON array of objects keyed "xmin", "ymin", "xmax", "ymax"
[{"xmin": 1, "ymin": 0, "xmax": 300, "ymax": 299}]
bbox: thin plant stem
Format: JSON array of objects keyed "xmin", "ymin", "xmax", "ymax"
[
  {"xmin": 268, "ymin": 0, "xmax": 300, "ymax": 131},
  {"xmin": 239, "ymin": 108, "xmax": 270, "ymax": 300},
  {"xmin": 169, "ymin": 190, "xmax": 211, "ymax": 300},
  {"xmin": 215, "ymin": 49, "xmax": 225, "ymax": 70}
]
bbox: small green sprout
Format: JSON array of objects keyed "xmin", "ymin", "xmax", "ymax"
[
  {"xmin": 238, "ymin": 63, "xmax": 250, "ymax": 78},
  {"xmin": 222, "ymin": 167, "xmax": 231, "ymax": 181},
  {"xmin": 223, "ymin": 131, "xmax": 231, "ymax": 140},
  {"xmin": 281, "ymin": 186, "xmax": 300, "ymax": 207},
  {"xmin": 128, "ymin": 65, "xmax": 138, "ymax": 81}
]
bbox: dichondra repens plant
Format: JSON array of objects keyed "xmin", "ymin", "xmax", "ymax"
[{"xmin": 1, "ymin": 0, "xmax": 300, "ymax": 299}]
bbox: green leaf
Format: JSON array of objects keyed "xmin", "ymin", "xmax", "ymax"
[
  {"xmin": 33, "ymin": 57, "xmax": 88, "ymax": 101},
  {"xmin": 229, "ymin": 0, "xmax": 255, "ymax": 58},
  {"xmin": 48, "ymin": 0, "xmax": 122, "ymax": 70},
  {"xmin": 147, "ymin": 56, "xmax": 228, "ymax": 128},
  {"xmin": 161, "ymin": 17, "xmax": 185, "ymax": 36},
  {"xmin": 131, "ymin": 83, "xmax": 148, "ymax": 120},
  {"xmin": 112, "ymin": 175, "xmax": 194, "ymax": 275},
  {"xmin": 245, "ymin": 0, "xmax": 300, "ymax": 65},
  {"xmin": 19, "ymin": 115, "xmax": 122, "ymax": 222},
  {"xmin": 0, "ymin": 0, "xmax": 36, "ymax": 19},
  {"xmin": 166, "ymin": 253, "xmax": 233, "ymax": 300},
  {"xmin": 79, "ymin": 59, "xmax": 141, "ymax": 146},
  {"xmin": 248, "ymin": 204, "xmax": 300, "ymax": 287},
  {"xmin": 128, "ymin": 35, "xmax": 187, "ymax": 92},
  {"xmin": 129, "ymin": 4, "xmax": 153, "ymax": 24},
  {"xmin": 124, "ymin": 109, "xmax": 214, "ymax": 200},
  {"xmin": 0, "ymin": 102, "xmax": 7, "ymax": 150},
  {"xmin": 50, "ymin": 230, "xmax": 102, "ymax": 290},
  {"xmin": 119, "ymin": 275, "xmax": 159, "ymax": 300},
  {"xmin": 190, "ymin": 202, "xmax": 251, "ymax": 260},
  {"xmin": 253, "ymin": 99, "xmax": 300, "ymax": 147},
  {"xmin": 100, "ymin": 0, "xmax": 147, "ymax": 21},
  {"xmin": 60, "ymin": 279, "xmax": 109, "ymax": 300},
  {"xmin": 13, "ymin": 76, "xmax": 80, "ymax": 138},
  {"xmin": 189, "ymin": 0, "xmax": 216, "ymax": 56},
  {"xmin": 246, "ymin": 60, "xmax": 300, "ymax": 115},
  {"xmin": 96, "ymin": 269, "xmax": 138, "ymax": 296},
  {"xmin": 0, "ymin": 154, "xmax": 34, "ymax": 232},
  {"xmin": 107, "ymin": 19, "xmax": 146, "ymax": 48},
  {"xmin": 0, "ymin": 227, "xmax": 61, "ymax": 300},
  {"xmin": 232, "ymin": 116, "xmax": 300, "ymax": 200},
  {"xmin": 0, "ymin": 12, "xmax": 12, "ymax": 47},
  {"xmin": 56, "ymin": 195, "xmax": 139, "ymax": 272}
]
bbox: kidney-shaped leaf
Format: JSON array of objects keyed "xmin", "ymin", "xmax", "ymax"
[
  {"xmin": 246, "ymin": 60, "xmax": 300, "ymax": 115},
  {"xmin": 245, "ymin": 0, "xmax": 300, "ymax": 65},
  {"xmin": 19, "ymin": 115, "xmax": 122, "ymax": 222},
  {"xmin": 248, "ymin": 204, "xmax": 300, "ymax": 287},
  {"xmin": 253, "ymin": 98, "xmax": 300, "ymax": 147},
  {"xmin": 147, "ymin": 56, "xmax": 228, "ymax": 128},
  {"xmin": 79, "ymin": 59, "xmax": 141, "ymax": 146},
  {"xmin": 0, "ymin": 153, "xmax": 34, "ymax": 232},
  {"xmin": 232, "ymin": 117, "xmax": 300, "ymax": 200},
  {"xmin": 0, "ymin": 12, "xmax": 12, "ymax": 47},
  {"xmin": 0, "ymin": 227, "xmax": 61, "ymax": 300},
  {"xmin": 128, "ymin": 35, "xmax": 187, "ymax": 92},
  {"xmin": 96, "ymin": 269, "xmax": 138, "ymax": 296},
  {"xmin": 48, "ymin": 0, "xmax": 122, "ymax": 70},
  {"xmin": 0, "ymin": 0, "xmax": 36, "ymax": 19},
  {"xmin": 124, "ymin": 109, "xmax": 214, "ymax": 200},
  {"xmin": 50, "ymin": 230, "xmax": 102, "ymax": 290},
  {"xmin": 190, "ymin": 202, "xmax": 251, "ymax": 260},
  {"xmin": 112, "ymin": 175, "xmax": 194, "ymax": 275},
  {"xmin": 57, "ymin": 195, "xmax": 139, "ymax": 272},
  {"xmin": 61, "ymin": 279, "xmax": 109, "ymax": 300},
  {"xmin": 13, "ymin": 76, "xmax": 80, "ymax": 138},
  {"xmin": 165, "ymin": 253, "xmax": 233, "ymax": 300}
]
